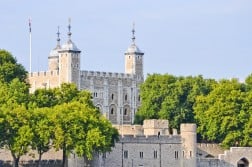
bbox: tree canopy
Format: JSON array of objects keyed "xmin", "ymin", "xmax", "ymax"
[
  {"xmin": 0, "ymin": 50, "xmax": 27, "ymax": 83},
  {"xmin": 136, "ymin": 73, "xmax": 252, "ymax": 148},
  {"xmin": 0, "ymin": 50, "xmax": 118, "ymax": 167},
  {"xmin": 135, "ymin": 74, "xmax": 215, "ymax": 129}
]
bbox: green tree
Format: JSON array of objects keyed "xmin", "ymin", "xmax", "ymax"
[
  {"xmin": 50, "ymin": 100, "xmax": 118, "ymax": 167},
  {"xmin": 135, "ymin": 74, "xmax": 177, "ymax": 123},
  {"xmin": 30, "ymin": 108, "xmax": 54, "ymax": 167},
  {"xmin": 194, "ymin": 79, "xmax": 251, "ymax": 147},
  {"xmin": 0, "ymin": 50, "xmax": 27, "ymax": 83},
  {"xmin": 0, "ymin": 105, "xmax": 33, "ymax": 167},
  {"xmin": 136, "ymin": 74, "xmax": 215, "ymax": 129},
  {"xmin": 29, "ymin": 88, "xmax": 59, "ymax": 108}
]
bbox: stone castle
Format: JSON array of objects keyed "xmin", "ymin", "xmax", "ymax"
[
  {"xmin": 68, "ymin": 119, "xmax": 252, "ymax": 167},
  {"xmin": 28, "ymin": 22, "xmax": 143, "ymax": 124},
  {"xmin": 26, "ymin": 22, "xmax": 252, "ymax": 167}
]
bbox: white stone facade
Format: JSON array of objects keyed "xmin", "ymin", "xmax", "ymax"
[{"xmin": 28, "ymin": 25, "xmax": 143, "ymax": 124}]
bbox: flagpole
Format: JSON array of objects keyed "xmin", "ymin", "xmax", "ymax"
[{"xmin": 29, "ymin": 19, "xmax": 32, "ymax": 73}]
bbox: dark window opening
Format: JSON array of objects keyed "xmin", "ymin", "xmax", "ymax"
[
  {"xmin": 154, "ymin": 150, "xmax": 157, "ymax": 159},
  {"xmin": 124, "ymin": 150, "xmax": 128, "ymax": 159},
  {"xmin": 140, "ymin": 152, "xmax": 143, "ymax": 159},
  {"xmin": 124, "ymin": 109, "xmax": 127, "ymax": 115}
]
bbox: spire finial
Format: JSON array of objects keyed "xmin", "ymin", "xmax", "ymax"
[
  {"xmin": 68, "ymin": 18, "xmax": 72, "ymax": 41},
  {"xmin": 132, "ymin": 22, "xmax": 135, "ymax": 44},
  {"xmin": 57, "ymin": 26, "xmax": 60, "ymax": 46}
]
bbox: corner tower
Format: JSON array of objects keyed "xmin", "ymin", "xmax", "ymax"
[
  {"xmin": 125, "ymin": 23, "xmax": 144, "ymax": 82},
  {"xmin": 58, "ymin": 19, "xmax": 81, "ymax": 87},
  {"xmin": 180, "ymin": 123, "xmax": 197, "ymax": 167}
]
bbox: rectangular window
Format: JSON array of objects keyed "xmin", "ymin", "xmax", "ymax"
[
  {"xmin": 154, "ymin": 150, "xmax": 157, "ymax": 159},
  {"xmin": 140, "ymin": 152, "xmax": 143, "ymax": 159},
  {"xmin": 175, "ymin": 151, "xmax": 179, "ymax": 159},
  {"xmin": 124, "ymin": 150, "xmax": 128, "ymax": 159}
]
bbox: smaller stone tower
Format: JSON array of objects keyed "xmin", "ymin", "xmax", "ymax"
[
  {"xmin": 48, "ymin": 27, "xmax": 61, "ymax": 71},
  {"xmin": 125, "ymin": 23, "xmax": 144, "ymax": 82},
  {"xmin": 58, "ymin": 19, "xmax": 81, "ymax": 87},
  {"xmin": 180, "ymin": 123, "xmax": 197, "ymax": 167}
]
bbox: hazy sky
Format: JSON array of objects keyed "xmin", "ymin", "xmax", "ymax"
[{"xmin": 1, "ymin": 0, "xmax": 252, "ymax": 81}]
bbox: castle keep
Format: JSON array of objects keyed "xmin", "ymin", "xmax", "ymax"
[
  {"xmin": 27, "ymin": 22, "xmax": 252, "ymax": 167},
  {"xmin": 28, "ymin": 22, "xmax": 143, "ymax": 124}
]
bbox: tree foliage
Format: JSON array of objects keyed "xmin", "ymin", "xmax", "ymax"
[
  {"xmin": 0, "ymin": 50, "xmax": 118, "ymax": 167},
  {"xmin": 0, "ymin": 50, "xmax": 27, "ymax": 83},
  {"xmin": 136, "ymin": 73, "xmax": 252, "ymax": 147},
  {"xmin": 135, "ymin": 74, "xmax": 215, "ymax": 129},
  {"xmin": 194, "ymin": 79, "xmax": 252, "ymax": 148}
]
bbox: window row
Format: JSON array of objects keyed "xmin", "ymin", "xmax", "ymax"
[
  {"xmin": 123, "ymin": 150, "xmax": 158, "ymax": 159},
  {"xmin": 110, "ymin": 108, "xmax": 129, "ymax": 115},
  {"xmin": 92, "ymin": 93, "xmax": 141, "ymax": 102},
  {"xmin": 123, "ymin": 150, "xmax": 182, "ymax": 159}
]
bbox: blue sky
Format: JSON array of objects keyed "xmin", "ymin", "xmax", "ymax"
[{"xmin": 1, "ymin": 0, "xmax": 252, "ymax": 81}]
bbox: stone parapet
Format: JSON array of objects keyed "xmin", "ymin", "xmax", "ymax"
[
  {"xmin": 29, "ymin": 70, "xmax": 59, "ymax": 77},
  {"xmin": 80, "ymin": 70, "xmax": 135, "ymax": 79},
  {"xmin": 119, "ymin": 135, "xmax": 182, "ymax": 144}
]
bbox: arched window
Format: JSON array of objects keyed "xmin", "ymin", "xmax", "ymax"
[
  {"xmin": 124, "ymin": 108, "xmax": 127, "ymax": 115},
  {"xmin": 111, "ymin": 94, "xmax": 114, "ymax": 100},
  {"xmin": 110, "ymin": 108, "xmax": 114, "ymax": 115},
  {"xmin": 125, "ymin": 94, "xmax": 127, "ymax": 101}
]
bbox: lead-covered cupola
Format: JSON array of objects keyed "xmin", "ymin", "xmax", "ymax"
[
  {"xmin": 61, "ymin": 19, "xmax": 80, "ymax": 52},
  {"xmin": 48, "ymin": 27, "xmax": 61, "ymax": 71}
]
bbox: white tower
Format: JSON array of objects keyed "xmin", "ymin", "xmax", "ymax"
[{"xmin": 125, "ymin": 23, "xmax": 144, "ymax": 83}]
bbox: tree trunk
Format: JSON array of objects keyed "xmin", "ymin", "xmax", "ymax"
[
  {"xmin": 62, "ymin": 148, "xmax": 66, "ymax": 167},
  {"xmin": 37, "ymin": 151, "xmax": 42, "ymax": 167},
  {"xmin": 12, "ymin": 156, "xmax": 19, "ymax": 167}
]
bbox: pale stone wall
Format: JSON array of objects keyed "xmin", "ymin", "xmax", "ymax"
[
  {"xmin": 219, "ymin": 147, "xmax": 252, "ymax": 167},
  {"xmin": 181, "ymin": 124, "xmax": 197, "ymax": 167},
  {"xmin": 94, "ymin": 135, "xmax": 183, "ymax": 167},
  {"xmin": 197, "ymin": 158, "xmax": 229, "ymax": 167},
  {"xmin": 28, "ymin": 70, "xmax": 60, "ymax": 92},
  {"xmin": 0, "ymin": 148, "xmax": 62, "ymax": 161},
  {"xmin": 197, "ymin": 143, "xmax": 224, "ymax": 158},
  {"xmin": 143, "ymin": 119, "xmax": 169, "ymax": 136},
  {"xmin": 79, "ymin": 70, "xmax": 141, "ymax": 124}
]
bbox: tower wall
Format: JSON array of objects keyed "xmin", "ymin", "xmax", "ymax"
[
  {"xmin": 125, "ymin": 52, "xmax": 144, "ymax": 82},
  {"xmin": 48, "ymin": 56, "xmax": 59, "ymax": 71},
  {"xmin": 181, "ymin": 123, "xmax": 197, "ymax": 167},
  {"xmin": 58, "ymin": 51, "xmax": 80, "ymax": 87}
]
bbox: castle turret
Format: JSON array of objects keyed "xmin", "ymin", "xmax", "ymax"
[
  {"xmin": 58, "ymin": 19, "xmax": 81, "ymax": 87},
  {"xmin": 180, "ymin": 123, "xmax": 197, "ymax": 167},
  {"xmin": 48, "ymin": 27, "xmax": 61, "ymax": 71},
  {"xmin": 125, "ymin": 23, "xmax": 144, "ymax": 82}
]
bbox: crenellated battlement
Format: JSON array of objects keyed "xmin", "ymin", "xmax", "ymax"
[
  {"xmin": 118, "ymin": 135, "xmax": 182, "ymax": 144},
  {"xmin": 197, "ymin": 143, "xmax": 222, "ymax": 149},
  {"xmin": 113, "ymin": 120, "xmax": 179, "ymax": 137},
  {"xmin": 80, "ymin": 70, "xmax": 135, "ymax": 79},
  {"xmin": 29, "ymin": 70, "xmax": 59, "ymax": 77}
]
